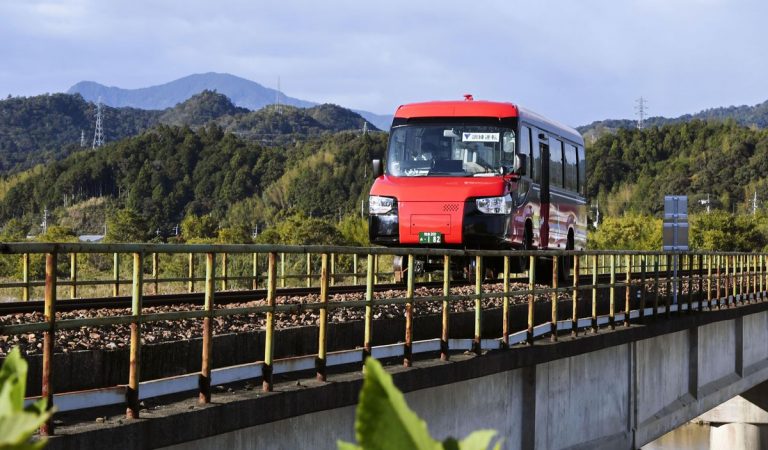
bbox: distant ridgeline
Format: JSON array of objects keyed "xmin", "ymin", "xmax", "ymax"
[{"xmin": 0, "ymin": 90, "xmax": 379, "ymax": 175}]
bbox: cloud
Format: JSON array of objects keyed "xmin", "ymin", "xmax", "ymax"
[{"xmin": 1, "ymin": 0, "xmax": 767, "ymax": 124}]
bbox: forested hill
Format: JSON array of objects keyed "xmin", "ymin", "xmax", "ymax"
[
  {"xmin": 579, "ymin": 98, "xmax": 768, "ymax": 139},
  {"xmin": 587, "ymin": 119, "xmax": 768, "ymax": 217},
  {"xmin": 0, "ymin": 93, "xmax": 160, "ymax": 173},
  {"xmin": 0, "ymin": 91, "xmax": 378, "ymax": 175},
  {"xmin": 0, "ymin": 124, "xmax": 387, "ymax": 238}
]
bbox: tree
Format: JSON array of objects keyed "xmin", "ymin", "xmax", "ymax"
[
  {"xmin": 180, "ymin": 213, "xmax": 217, "ymax": 241},
  {"xmin": 105, "ymin": 208, "xmax": 148, "ymax": 242},
  {"xmin": 589, "ymin": 214, "xmax": 662, "ymax": 250}
]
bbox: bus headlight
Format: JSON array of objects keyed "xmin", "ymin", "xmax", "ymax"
[
  {"xmin": 476, "ymin": 194, "xmax": 513, "ymax": 214},
  {"xmin": 369, "ymin": 196, "xmax": 396, "ymax": 215}
]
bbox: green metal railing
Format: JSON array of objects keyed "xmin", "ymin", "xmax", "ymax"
[{"xmin": 0, "ymin": 243, "xmax": 766, "ymax": 436}]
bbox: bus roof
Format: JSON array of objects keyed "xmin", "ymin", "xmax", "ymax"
[{"xmin": 394, "ymin": 100, "xmax": 583, "ymax": 145}]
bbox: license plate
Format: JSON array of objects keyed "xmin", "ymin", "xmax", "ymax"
[{"xmin": 419, "ymin": 232, "xmax": 442, "ymax": 244}]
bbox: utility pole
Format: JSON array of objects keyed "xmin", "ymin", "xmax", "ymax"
[
  {"xmin": 80, "ymin": 130, "xmax": 86, "ymax": 147},
  {"xmin": 362, "ymin": 121, "xmax": 368, "ymax": 135},
  {"xmin": 635, "ymin": 97, "xmax": 648, "ymax": 130},
  {"xmin": 753, "ymin": 191, "xmax": 758, "ymax": 215},
  {"xmin": 699, "ymin": 194, "xmax": 711, "ymax": 214},
  {"xmin": 592, "ymin": 200, "xmax": 601, "ymax": 228},
  {"xmin": 275, "ymin": 77, "xmax": 282, "ymax": 114}
]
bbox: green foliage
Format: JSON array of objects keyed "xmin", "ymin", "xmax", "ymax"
[
  {"xmin": 105, "ymin": 208, "xmax": 148, "ymax": 243},
  {"xmin": 338, "ymin": 358, "xmax": 501, "ymax": 450},
  {"xmin": 337, "ymin": 215, "xmax": 370, "ymax": 246},
  {"xmin": 35, "ymin": 226, "xmax": 77, "ymax": 243},
  {"xmin": 587, "ymin": 120, "xmax": 768, "ymax": 216},
  {"xmin": 255, "ymin": 213, "xmax": 344, "ymax": 245},
  {"xmin": 690, "ymin": 212, "xmax": 767, "ymax": 251},
  {"xmin": 0, "ymin": 347, "xmax": 53, "ymax": 449},
  {"xmin": 588, "ymin": 214, "xmax": 662, "ymax": 250},
  {"xmin": 181, "ymin": 213, "xmax": 218, "ymax": 241}
]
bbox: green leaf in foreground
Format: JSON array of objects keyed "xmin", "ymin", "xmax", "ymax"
[
  {"xmin": 338, "ymin": 358, "xmax": 500, "ymax": 450},
  {"xmin": 0, "ymin": 347, "xmax": 53, "ymax": 449}
]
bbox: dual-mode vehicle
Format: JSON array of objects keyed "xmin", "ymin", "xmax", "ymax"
[{"xmin": 368, "ymin": 96, "xmax": 587, "ymax": 279}]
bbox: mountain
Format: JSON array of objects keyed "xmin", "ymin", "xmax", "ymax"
[
  {"xmin": 579, "ymin": 99, "xmax": 768, "ymax": 141},
  {"xmin": 68, "ymin": 72, "xmax": 393, "ymax": 130},
  {"xmin": 0, "ymin": 90, "xmax": 378, "ymax": 174}
]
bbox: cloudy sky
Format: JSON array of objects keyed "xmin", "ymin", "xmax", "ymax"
[{"xmin": 1, "ymin": 0, "xmax": 766, "ymax": 126}]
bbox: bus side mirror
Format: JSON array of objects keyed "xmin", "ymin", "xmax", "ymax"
[
  {"xmin": 514, "ymin": 153, "xmax": 527, "ymax": 175},
  {"xmin": 372, "ymin": 159, "xmax": 383, "ymax": 178}
]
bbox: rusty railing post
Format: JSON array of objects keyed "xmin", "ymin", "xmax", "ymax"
[
  {"xmin": 609, "ymin": 254, "xmax": 616, "ymax": 329},
  {"xmin": 503, "ymin": 255, "xmax": 510, "ymax": 346},
  {"xmin": 40, "ymin": 251, "xmax": 57, "ymax": 436},
  {"xmin": 199, "ymin": 252, "xmax": 215, "ymax": 404},
  {"xmin": 551, "ymin": 255, "xmax": 558, "ymax": 341},
  {"xmin": 686, "ymin": 254, "xmax": 693, "ymax": 313},
  {"xmin": 639, "ymin": 255, "xmax": 646, "ymax": 322},
  {"xmin": 732, "ymin": 255, "xmax": 737, "ymax": 306},
  {"xmin": 330, "ymin": 253, "xmax": 336, "ymax": 287},
  {"xmin": 113, "ymin": 252, "xmax": 120, "ymax": 297},
  {"xmin": 442, "ymin": 254, "xmax": 451, "ymax": 360},
  {"xmin": 252, "ymin": 252, "xmax": 259, "ymax": 290},
  {"xmin": 473, "ymin": 255, "xmax": 483, "ymax": 353},
  {"xmin": 188, "ymin": 252, "xmax": 195, "ymax": 293},
  {"xmin": 404, "ymin": 254, "xmax": 414, "ymax": 366},
  {"xmin": 653, "ymin": 255, "xmax": 660, "ymax": 317},
  {"xmin": 306, "ymin": 253, "xmax": 312, "ymax": 288},
  {"xmin": 152, "ymin": 252, "xmax": 159, "ymax": 295},
  {"xmin": 624, "ymin": 254, "xmax": 631, "ymax": 326},
  {"xmin": 571, "ymin": 254, "xmax": 579, "ymax": 336},
  {"xmin": 363, "ymin": 254, "xmax": 374, "ymax": 363},
  {"xmin": 715, "ymin": 255, "xmax": 721, "ymax": 308},
  {"xmin": 665, "ymin": 254, "xmax": 672, "ymax": 318},
  {"xmin": 126, "ymin": 252, "xmax": 143, "ymax": 419},
  {"xmin": 592, "ymin": 254, "xmax": 598, "ymax": 332},
  {"xmin": 70, "ymin": 253, "xmax": 77, "ymax": 299},
  {"xmin": 263, "ymin": 252, "xmax": 277, "ymax": 392},
  {"xmin": 280, "ymin": 252, "xmax": 286, "ymax": 288},
  {"xmin": 220, "ymin": 252, "xmax": 228, "ymax": 291},
  {"xmin": 353, "ymin": 253, "xmax": 359, "ymax": 285},
  {"xmin": 22, "ymin": 253, "xmax": 30, "ymax": 301},
  {"xmin": 317, "ymin": 253, "xmax": 329, "ymax": 381},
  {"xmin": 527, "ymin": 254, "xmax": 536, "ymax": 343}
]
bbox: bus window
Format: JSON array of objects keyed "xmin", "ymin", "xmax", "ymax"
[
  {"xmin": 565, "ymin": 144, "xmax": 578, "ymax": 191},
  {"xmin": 577, "ymin": 145, "xmax": 586, "ymax": 196},
  {"xmin": 531, "ymin": 128, "xmax": 541, "ymax": 183},
  {"xmin": 549, "ymin": 138, "xmax": 563, "ymax": 188},
  {"xmin": 520, "ymin": 125, "xmax": 532, "ymax": 176}
]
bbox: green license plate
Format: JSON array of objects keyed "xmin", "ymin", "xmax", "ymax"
[{"xmin": 419, "ymin": 232, "xmax": 442, "ymax": 244}]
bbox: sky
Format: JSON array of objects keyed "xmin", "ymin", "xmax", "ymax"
[{"xmin": 1, "ymin": 0, "xmax": 767, "ymax": 127}]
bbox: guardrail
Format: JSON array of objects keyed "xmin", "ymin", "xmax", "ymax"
[{"xmin": 0, "ymin": 243, "xmax": 765, "ymax": 436}]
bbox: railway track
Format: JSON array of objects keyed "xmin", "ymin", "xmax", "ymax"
[
  {"xmin": 0, "ymin": 280, "xmax": 469, "ymax": 315},
  {"xmin": 0, "ymin": 272, "xmax": 652, "ymax": 316}
]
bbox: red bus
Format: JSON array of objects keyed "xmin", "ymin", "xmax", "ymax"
[{"xmin": 368, "ymin": 96, "xmax": 587, "ymax": 278}]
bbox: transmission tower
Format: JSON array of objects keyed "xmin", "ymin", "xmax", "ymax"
[
  {"xmin": 92, "ymin": 99, "xmax": 104, "ymax": 148},
  {"xmin": 635, "ymin": 97, "xmax": 648, "ymax": 130}
]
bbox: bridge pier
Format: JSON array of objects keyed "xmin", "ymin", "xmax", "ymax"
[{"xmin": 700, "ymin": 381, "xmax": 768, "ymax": 450}]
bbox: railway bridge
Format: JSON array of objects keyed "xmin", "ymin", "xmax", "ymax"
[{"xmin": 2, "ymin": 243, "xmax": 768, "ymax": 449}]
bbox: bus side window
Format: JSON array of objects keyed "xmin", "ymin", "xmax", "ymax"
[
  {"xmin": 520, "ymin": 125, "xmax": 532, "ymax": 177},
  {"xmin": 549, "ymin": 138, "xmax": 563, "ymax": 188},
  {"xmin": 577, "ymin": 145, "xmax": 586, "ymax": 196},
  {"xmin": 531, "ymin": 128, "xmax": 541, "ymax": 183},
  {"xmin": 565, "ymin": 144, "xmax": 578, "ymax": 192}
]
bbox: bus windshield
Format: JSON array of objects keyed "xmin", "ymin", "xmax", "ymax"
[{"xmin": 387, "ymin": 124, "xmax": 516, "ymax": 177}]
